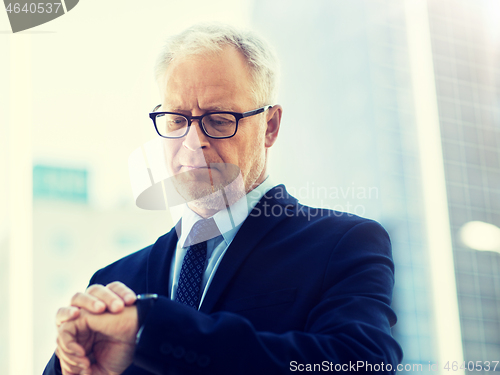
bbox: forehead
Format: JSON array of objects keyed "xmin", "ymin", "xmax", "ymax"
[{"xmin": 158, "ymin": 46, "xmax": 254, "ymax": 110}]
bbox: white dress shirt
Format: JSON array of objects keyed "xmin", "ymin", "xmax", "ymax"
[{"xmin": 169, "ymin": 177, "xmax": 276, "ymax": 309}]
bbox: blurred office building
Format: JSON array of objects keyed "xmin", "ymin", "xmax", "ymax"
[
  {"xmin": 252, "ymin": 0, "xmax": 499, "ymax": 372},
  {"xmin": 427, "ymin": 0, "xmax": 500, "ymax": 365}
]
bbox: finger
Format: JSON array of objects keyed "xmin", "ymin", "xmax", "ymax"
[
  {"xmin": 56, "ymin": 327, "xmax": 92, "ymax": 374},
  {"xmin": 56, "ymin": 345, "xmax": 80, "ymax": 366},
  {"xmin": 85, "ymin": 284, "xmax": 125, "ymax": 313},
  {"xmin": 57, "ymin": 322, "xmax": 85, "ymax": 357},
  {"xmin": 106, "ymin": 281, "xmax": 137, "ymax": 305},
  {"xmin": 56, "ymin": 347, "xmax": 89, "ymax": 375},
  {"xmin": 57, "ymin": 348, "xmax": 78, "ymax": 375},
  {"xmin": 57, "ymin": 318, "xmax": 93, "ymax": 374},
  {"xmin": 56, "ymin": 348, "xmax": 90, "ymax": 374},
  {"xmin": 56, "ymin": 306, "xmax": 80, "ymax": 327},
  {"xmin": 70, "ymin": 290, "xmax": 106, "ymax": 314},
  {"xmin": 59, "ymin": 359, "xmax": 79, "ymax": 375},
  {"xmin": 59, "ymin": 358, "xmax": 87, "ymax": 375}
]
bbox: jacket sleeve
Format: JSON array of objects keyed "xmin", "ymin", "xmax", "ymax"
[
  {"xmin": 42, "ymin": 352, "xmax": 62, "ymax": 375},
  {"xmin": 133, "ymin": 220, "xmax": 403, "ymax": 374}
]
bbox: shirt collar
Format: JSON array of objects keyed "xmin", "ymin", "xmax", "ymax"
[{"xmin": 179, "ymin": 177, "xmax": 275, "ymax": 247}]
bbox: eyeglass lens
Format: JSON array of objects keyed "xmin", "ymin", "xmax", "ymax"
[{"xmin": 155, "ymin": 113, "xmax": 237, "ymax": 138}]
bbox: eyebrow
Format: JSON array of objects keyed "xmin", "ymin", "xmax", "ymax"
[{"xmin": 162, "ymin": 103, "xmax": 234, "ymax": 113}]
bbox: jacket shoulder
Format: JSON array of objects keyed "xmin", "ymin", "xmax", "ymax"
[
  {"xmin": 266, "ymin": 184, "xmax": 387, "ymax": 234},
  {"xmin": 88, "ymin": 244, "xmax": 153, "ymax": 292}
]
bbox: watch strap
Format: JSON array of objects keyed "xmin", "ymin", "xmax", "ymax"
[{"xmin": 135, "ymin": 293, "xmax": 158, "ymax": 328}]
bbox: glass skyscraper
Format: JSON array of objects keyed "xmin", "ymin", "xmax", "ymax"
[
  {"xmin": 252, "ymin": 0, "xmax": 498, "ymax": 372},
  {"xmin": 427, "ymin": 0, "xmax": 500, "ymax": 366}
]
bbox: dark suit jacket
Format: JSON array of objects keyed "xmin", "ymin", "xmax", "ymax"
[{"xmin": 44, "ymin": 185, "xmax": 403, "ymax": 374}]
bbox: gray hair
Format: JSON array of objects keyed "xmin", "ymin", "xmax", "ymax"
[{"xmin": 154, "ymin": 23, "xmax": 280, "ymax": 106}]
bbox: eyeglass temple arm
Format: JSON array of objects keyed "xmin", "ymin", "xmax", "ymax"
[{"xmin": 241, "ymin": 105, "xmax": 273, "ymax": 118}]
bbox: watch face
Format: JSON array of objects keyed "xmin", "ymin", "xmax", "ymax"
[{"xmin": 137, "ymin": 293, "xmax": 159, "ymax": 301}]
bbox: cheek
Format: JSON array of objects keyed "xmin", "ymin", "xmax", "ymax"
[
  {"xmin": 215, "ymin": 142, "xmax": 240, "ymax": 168},
  {"xmin": 162, "ymin": 139, "xmax": 182, "ymax": 172},
  {"xmin": 234, "ymin": 134, "xmax": 265, "ymax": 173}
]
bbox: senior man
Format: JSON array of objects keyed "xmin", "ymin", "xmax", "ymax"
[{"xmin": 44, "ymin": 23, "xmax": 403, "ymax": 375}]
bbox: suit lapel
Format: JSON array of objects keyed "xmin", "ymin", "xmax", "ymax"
[
  {"xmin": 146, "ymin": 222, "xmax": 180, "ymax": 297},
  {"xmin": 199, "ymin": 185, "xmax": 297, "ymax": 313}
]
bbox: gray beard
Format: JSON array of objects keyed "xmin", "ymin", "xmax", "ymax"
[{"xmin": 174, "ymin": 171, "xmax": 247, "ymax": 212}]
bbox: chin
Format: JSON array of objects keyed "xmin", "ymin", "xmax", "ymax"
[{"xmin": 173, "ymin": 171, "xmax": 247, "ymax": 212}]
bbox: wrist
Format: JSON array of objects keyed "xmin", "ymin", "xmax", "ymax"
[{"xmin": 134, "ymin": 294, "xmax": 158, "ymax": 343}]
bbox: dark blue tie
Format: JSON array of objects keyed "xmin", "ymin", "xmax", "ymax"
[{"xmin": 175, "ymin": 218, "xmax": 219, "ymax": 309}]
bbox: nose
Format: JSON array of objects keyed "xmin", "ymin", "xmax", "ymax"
[{"xmin": 182, "ymin": 119, "xmax": 210, "ymax": 151}]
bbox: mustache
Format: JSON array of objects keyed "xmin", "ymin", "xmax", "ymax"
[{"xmin": 174, "ymin": 163, "xmax": 239, "ymax": 178}]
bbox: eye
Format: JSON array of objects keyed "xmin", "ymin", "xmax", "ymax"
[
  {"xmin": 171, "ymin": 117, "xmax": 186, "ymax": 125},
  {"xmin": 165, "ymin": 115, "xmax": 188, "ymax": 128},
  {"xmin": 204, "ymin": 114, "xmax": 236, "ymax": 127}
]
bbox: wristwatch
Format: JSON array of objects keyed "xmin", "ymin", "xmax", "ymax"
[{"xmin": 135, "ymin": 293, "xmax": 158, "ymax": 343}]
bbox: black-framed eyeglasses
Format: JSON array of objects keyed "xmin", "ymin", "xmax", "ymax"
[{"xmin": 149, "ymin": 104, "xmax": 272, "ymax": 139}]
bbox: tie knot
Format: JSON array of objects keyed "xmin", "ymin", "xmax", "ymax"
[{"xmin": 184, "ymin": 217, "xmax": 220, "ymax": 247}]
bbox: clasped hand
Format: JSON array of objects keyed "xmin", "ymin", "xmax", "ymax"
[{"xmin": 55, "ymin": 282, "xmax": 139, "ymax": 375}]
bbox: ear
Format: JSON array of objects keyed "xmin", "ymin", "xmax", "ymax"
[{"xmin": 265, "ymin": 105, "xmax": 282, "ymax": 148}]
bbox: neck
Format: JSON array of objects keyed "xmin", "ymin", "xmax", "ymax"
[
  {"xmin": 187, "ymin": 170, "xmax": 269, "ymax": 219},
  {"xmin": 187, "ymin": 203, "xmax": 220, "ymax": 219}
]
